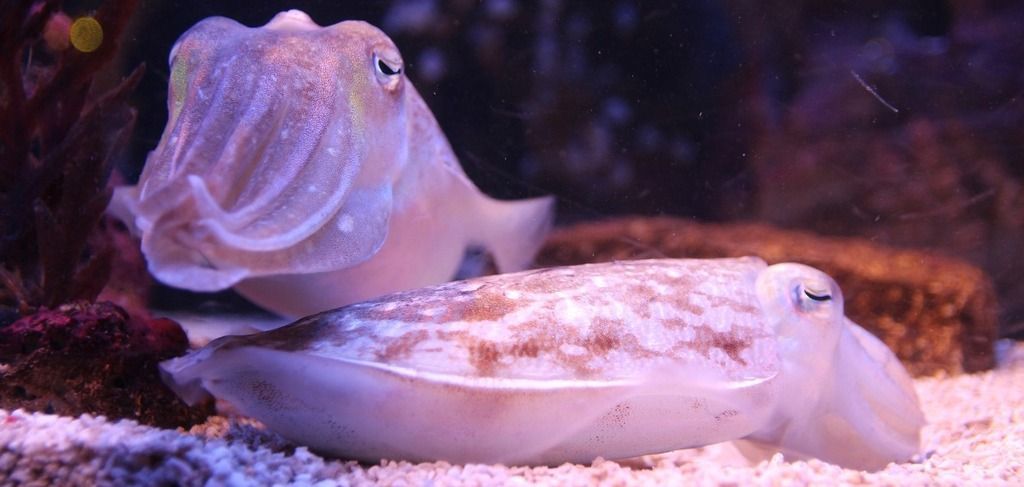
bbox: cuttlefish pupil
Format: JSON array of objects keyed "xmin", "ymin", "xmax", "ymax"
[{"xmin": 803, "ymin": 289, "xmax": 832, "ymax": 301}]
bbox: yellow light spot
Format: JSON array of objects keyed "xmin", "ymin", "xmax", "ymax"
[
  {"xmin": 70, "ymin": 16, "xmax": 103, "ymax": 53},
  {"xmin": 346, "ymin": 73, "xmax": 367, "ymax": 141},
  {"xmin": 170, "ymin": 56, "xmax": 189, "ymax": 120}
]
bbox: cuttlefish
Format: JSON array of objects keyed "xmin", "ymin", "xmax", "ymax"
[
  {"xmin": 161, "ymin": 258, "xmax": 925, "ymax": 470},
  {"xmin": 109, "ymin": 10, "xmax": 553, "ymax": 317}
]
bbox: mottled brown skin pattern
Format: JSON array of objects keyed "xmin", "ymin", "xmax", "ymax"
[
  {"xmin": 439, "ymin": 287, "xmax": 518, "ymax": 323},
  {"xmin": 378, "ymin": 329, "xmax": 431, "ymax": 362},
  {"xmin": 667, "ymin": 322, "xmax": 755, "ymax": 366},
  {"xmin": 219, "ymin": 259, "xmax": 777, "ymax": 381}
]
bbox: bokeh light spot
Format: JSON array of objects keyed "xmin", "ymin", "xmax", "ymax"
[{"xmin": 70, "ymin": 16, "xmax": 103, "ymax": 53}]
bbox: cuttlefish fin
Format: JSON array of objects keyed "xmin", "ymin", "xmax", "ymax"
[{"xmin": 471, "ymin": 193, "xmax": 555, "ymax": 272}]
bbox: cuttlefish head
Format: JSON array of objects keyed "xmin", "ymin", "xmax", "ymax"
[
  {"xmin": 747, "ymin": 263, "xmax": 925, "ymax": 471},
  {"xmin": 111, "ymin": 11, "xmax": 418, "ymax": 290}
]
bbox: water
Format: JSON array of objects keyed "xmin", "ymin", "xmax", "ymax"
[{"xmin": 2, "ymin": 0, "xmax": 1022, "ymax": 477}]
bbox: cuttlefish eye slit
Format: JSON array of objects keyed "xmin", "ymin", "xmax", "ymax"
[
  {"xmin": 803, "ymin": 288, "xmax": 832, "ymax": 302},
  {"xmin": 376, "ymin": 57, "xmax": 401, "ymax": 76}
]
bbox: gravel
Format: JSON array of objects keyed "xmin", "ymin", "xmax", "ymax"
[{"xmin": 2, "ymin": 341, "xmax": 1022, "ymax": 486}]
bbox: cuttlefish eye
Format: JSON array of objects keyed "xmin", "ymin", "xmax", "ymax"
[
  {"xmin": 758, "ymin": 263, "xmax": 843, "ymax": 322},
  {"xmin": 373, "ymin": 51, "xmax": 403, "ymax": 91},
  {"xmin": 803, "ymin": 288, "xmax": 832, "ymax": 302},
  {"xmin": 376, "ymin": 56, "xmax": 401, "ymax": 76},
  {"xmin": 794, "ymin": 281, "xmax": 835, "ymax": 313}
]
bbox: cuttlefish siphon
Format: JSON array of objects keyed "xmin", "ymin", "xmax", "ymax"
[
  {"xmin": 161, "ymin": 258, "xmax": 925, "ymax": 470},
  {"xmin": 109, "ymin": 10, "xmax": 553, "ymax": 317}
]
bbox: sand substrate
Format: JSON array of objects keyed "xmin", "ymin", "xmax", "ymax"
[{"xmin": 2, "ymin": 341, "xmax": 1022, "ymax": 486}]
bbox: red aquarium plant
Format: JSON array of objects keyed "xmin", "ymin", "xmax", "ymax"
[{"xmin": 0, "ymin": 0, "xmax": 211, "ymax": 427}]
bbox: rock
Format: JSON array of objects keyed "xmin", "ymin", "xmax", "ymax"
[
  {"xmin": 536, "ymin": 217, "xmax": 998, "ymax": 376},
  {"xmin": 0, "ymin": 301, "xmax": 213, "ymax": 428}
]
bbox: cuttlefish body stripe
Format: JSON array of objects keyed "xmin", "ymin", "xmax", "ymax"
[{"xmin": 161, "ymin": 257, "xmax": 924, "ymax": 470}]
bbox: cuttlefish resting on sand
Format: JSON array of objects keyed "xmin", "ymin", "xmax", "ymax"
[
  {"xmin": 161, "ymin": 258, "xmax": 925, "ymax": 471},
  {"xmin": 109, "ymin": 10, "xmax": 553, "ymax": 317}
]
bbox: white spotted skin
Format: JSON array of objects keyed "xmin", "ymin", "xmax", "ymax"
[
  {"xmin": 161, "ymin": 258, "xmax": 924, "ymax": 469},
  {"xmin": 109, "ymin": 10, "xmax": 553, "ymax": 317}
]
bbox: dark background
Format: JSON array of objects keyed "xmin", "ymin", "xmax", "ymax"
[{"xmin": 70, "ymin": 0, "xmax": 1024, "ymax": 335}]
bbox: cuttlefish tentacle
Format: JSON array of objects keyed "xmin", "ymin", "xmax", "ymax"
[
  {"xmin": 109, "ymin": 10, "xmax": 553, "ymax": 315},
  {"xmin": 161, "ymin": 258, "xmax": 924, "ymax": 470}
]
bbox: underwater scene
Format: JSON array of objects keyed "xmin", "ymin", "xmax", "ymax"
[{"xmin": 1, "ymin": 0, "xmax": 1021, "ymax": 484}]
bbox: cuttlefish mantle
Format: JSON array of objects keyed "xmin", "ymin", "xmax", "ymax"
[
  {"xmin": 109, "ymin": 10, "xmax": 553, "ymax": 317},
  {"xmin": 161, "ymin": 258, "xmax": 925, "ymax": 470}
]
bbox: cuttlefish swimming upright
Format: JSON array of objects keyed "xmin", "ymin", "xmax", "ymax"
[
  {"xmin": 109, "ymin": 10, "xmax": 553, "ymax": 317},
  {"xmin": 162, "ymin": 258, "xmax": 925, "ymax": 470}
]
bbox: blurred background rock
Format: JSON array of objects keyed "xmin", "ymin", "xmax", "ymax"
[{"xmin": 84, "ymin": 0, "xmax": 1022, "ymax": 337}]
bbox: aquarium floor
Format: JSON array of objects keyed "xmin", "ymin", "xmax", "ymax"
[{"xmin": 2, "ymin": 342, "xmax": 1022, "ymax": 485}]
